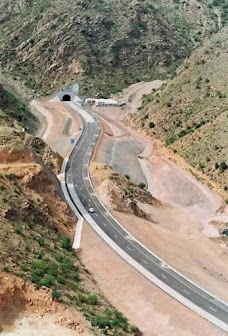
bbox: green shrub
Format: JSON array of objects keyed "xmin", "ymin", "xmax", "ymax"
[
  {"xmin": 57, "ymin": 275, "xmax": 66, "ymax": 284},
  {"xmin": 40, "ymin": 274, "xmax": 55, "ymax": 287},
  {"xmin": 61, "ymin": 237, "xmax": 72, "ymax": 251},
  {"xmin": 31, "ymin": 272, "xmax": 42, "ymax": 286},
  {"xmin": 88, "ymin": 294, "xmax": 98, "ymax": 305},
  {"xmin": 219, "ymin": 162, "xmax": 227, "ymax": 173},
  {"xmin": 149, "ymin": 121, "xmax": 155, "ymax": 128},
  {"xmin": 52, "ymin": 290, "xmax": 61, "ymax": 300},
  {"xmin": 21, "ymin": 264, "xmax": 29, "ymax": 272},
  {"xmin": 71, "ymin": 271, "xmax": 80, "ymax": 282},
  {"xmin": 6, "ymin": 173, "xmax": 16, "ymax": 180},
  {"xmin": 15, "ymin": 226, "xmax": 23, "ymax": 234},
  {"xmin": 166, "ymin": 135, "xmax": 177, "ymax": 145},
  {"xmin": 138, "ymin": 182, "xmax": 146, "ymax": 189}
]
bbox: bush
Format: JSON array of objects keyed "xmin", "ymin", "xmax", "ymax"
[
  {"xmin": 40, "ymin": 274, "xmax": 55, "ymax": 287},
  {"xmin": 215, "ymin": 162, "xmax": 219, "ymax": 169},
  {"xmin": 15, "ymin": 226, "xmax": 22, "ymax": 234},
  {"xmin": 52, "ymin": 290, "xmax": 61, "ymax": 300},
  {"xmin": 178, "ymin": 129, "xmax": 187, "ymax": 137},
  {"xmin": 149, "ymin": 121, "xmax": 155, "ymax": 128},
  {"xmin": 166, "ymin": 135, "xmax": 177, "ymax": 145},
  {"xmin": 57, "ymin": 275, "xmax": 66, "ymax": 284},
  {"xmin": 219, "ymin": 162, "xmax": 227, "ymax": 173},
  {"xmin": 6, "ymin": 173, "xmax": 16, "ymax": 180},
  {"xmin": 70, "ymin": 271, "xmax": 80, "ymax": 282},
  {"xmin": 88, "ymin": 294, "xmax": 98, "ymax": 305},
  {"xmin": 21, "ymin": 264, "xmax": 28, "ymax": 272},
  {"xmin": 61, "ymin": 237, "xmax": 72, "ymax": 251},
  {"xmin": 139, "ymin": 182, "xmax": 146, "ymax": 189}
]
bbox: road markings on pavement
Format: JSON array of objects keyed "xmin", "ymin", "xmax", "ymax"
[
  {"xmin": 161, "ymin": 262, "xmax": 168, "ymax": 268},
  {"xmin": 114, "ymin": 234, "xmax": 118, "ymax": 238},
  {"xmin": 103, "ymin": 223, "xmax": 107, "ymax": 227},
  {"xmin": 142, "ymin": 260, "xmax": 148, "ymax": 265},
  {"xmin": 127, "ymin": 246, "xmax": 131, "ymax": 251},
  {"xmin": 161, "ymin": 274, "xmax": 167, "ymax": 279},
  {"xmin": 209, "ymin": 306, "xmax": 217, "ymax": 312},
  {"xmin": 184, "ymin": 289, "xmax": 190, "ymax": 295}
]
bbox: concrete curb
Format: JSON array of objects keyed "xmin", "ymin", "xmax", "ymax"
[
  {"xmin": 59, "ymin": 112, "xmax": 85, "ymax": 249},
  {"xmin": 63, "ymin": 102, "xmax": 228, "ymax": 333}
]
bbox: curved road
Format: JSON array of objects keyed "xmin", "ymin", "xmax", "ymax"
[{"xmin": 65, "ymin": 102, "xmax": 228, "ymax": 333}]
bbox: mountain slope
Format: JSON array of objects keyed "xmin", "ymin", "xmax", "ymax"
[
  {"xmin": 0, "ymin": 0, "xmax": 219, "ymax": 96},
  {"xmin": 127, "ymin": 25, "xmax": 228, "ymax": 197}
]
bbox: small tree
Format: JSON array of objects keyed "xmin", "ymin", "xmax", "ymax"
[{"xmin": 215, "ymin": 162, "xmax": 219, "ymax": 169}]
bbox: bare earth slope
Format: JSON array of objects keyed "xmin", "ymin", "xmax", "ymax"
[
  {"xmin": 0, "ymin": 0, "xmax": 220, "ymax": 96},
  {"xmin": 127, "ymin": 25, "xmax": 228, "ymax": 198}
]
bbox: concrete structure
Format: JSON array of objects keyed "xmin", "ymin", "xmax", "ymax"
[
  {"xmin": 58, "ymin": 84, "xmax": 79, "ymax": 102},
  {"xmin": 85, "ymin": 98, "xmax": 120, "ymax": 107}
]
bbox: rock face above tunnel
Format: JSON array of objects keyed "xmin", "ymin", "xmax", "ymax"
[{"xmin": 57, "ymin": 84, "xmax": 79, "ymax": 102}]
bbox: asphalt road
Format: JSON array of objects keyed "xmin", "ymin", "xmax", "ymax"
[{"xmin": 65, "ymin": 107, "xmax": 228, "ymax": 330}]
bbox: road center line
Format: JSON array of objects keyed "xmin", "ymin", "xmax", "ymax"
[
  {"xmin": 161, "ymin": 274, "xmax": 167, "ymax": 279},
  {"xmin": 184, "ymin": 289, "xmax": 190, "ymax": 295}
]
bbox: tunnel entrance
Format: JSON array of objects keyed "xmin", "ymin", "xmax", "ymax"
[{"xmin": 62, "ymin": 94, "xmax": 71, "ymax": 101}]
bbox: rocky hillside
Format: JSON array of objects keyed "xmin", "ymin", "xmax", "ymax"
[
  {"xmin": 0, "ymin": 87, "xmax": 140, "ymax": 335},
  {"xmin": 0, "ymin": 0, "xmax": 220, "ymax": 97},
  {"xmin": 90, "ymin": 163, "xmax": 161, "ymax": 220},
  {"xmin": 127, "ymin": 25, "xmax": 228, "ymax": 199}
]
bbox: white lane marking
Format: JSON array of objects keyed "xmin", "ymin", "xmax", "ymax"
[
  {"xmin": 161, "ymin": 262, "xmax": 167, "ymax": 268},
  {"xmin": 184, "ymin": 289, "xmax": 190, "ymax": 295},
  {"xmin": 114, "ymin": 234, "xmax": 117, "ymax": 238},
  {"xmin": 161, "ymin": 274, "xmax": 167, "ymax": 279},
  {"xmin": 94, "ymin": 213, "xmax": 98, "ymax": 217},
  {"xmin": 126, "ymin": 235, "xmax": 134, "ymax": 240},
  {"xmin": 209, "ymin": 306, "xmax": 217, "ymax": 312},
  {"xmin": 143, "ymin": 260, "xmax": 148, "ymax": 265},
  {"xmin": 127, "ymin": 246, "xmax": 131, "ymax": 251},
  {"xmin": 103, "ymin": 223, "xmax": 107, "ymax": 227}
]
